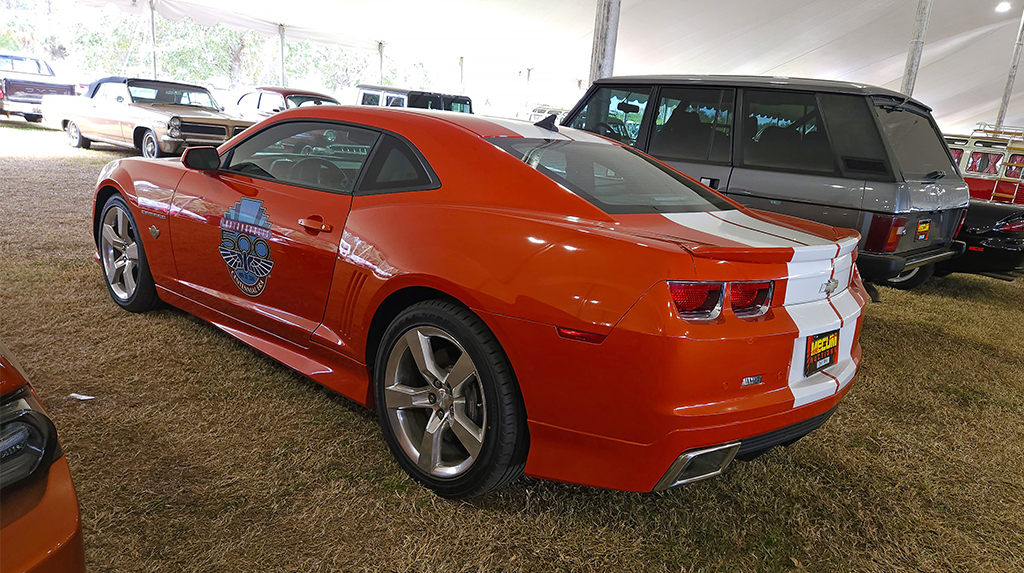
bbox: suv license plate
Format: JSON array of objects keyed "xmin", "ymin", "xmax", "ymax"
[
  {"xmin": 915, "ymin": 219, "xmax": 931, "ymax": 241},
  {"xmin": 804, "ymin": 329, "xmax": 839, "ymax": 377}
]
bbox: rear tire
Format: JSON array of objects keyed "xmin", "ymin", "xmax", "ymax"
[
  {"xmin": 880, "ymin": 263, "xmax": 934, "ymax": 290},
  {"xmin": 374, "ymin": 300, "xmax": 528, "ymax": 499},
  {"xmin": 67, "ymin": 121, "xmax": 91, "ymax": 149}
]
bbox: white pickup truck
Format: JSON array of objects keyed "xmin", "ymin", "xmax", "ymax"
[
  {"xmin": 43, "ymin": 76, "xmax": 253, "ymax": 158},
  {"xmin": 0, "ymin": 52, "xmax": 75, "ymax": 122}
]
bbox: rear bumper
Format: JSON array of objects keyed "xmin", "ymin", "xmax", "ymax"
[
  {"xmin": 0, "ymin": 99, "xmax": 42, "ymax": 117},
  {"xmin": 858, "ymin": 241, "xmax": 966, "ymax": 281},
  {"xmin": 482, "ymin": 276, "xmax": 867, "ymax": 492}
]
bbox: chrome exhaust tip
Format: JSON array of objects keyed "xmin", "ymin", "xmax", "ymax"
[{"xmin": 652, "ymin": 442, "xmax": 741, "ymax": 492}]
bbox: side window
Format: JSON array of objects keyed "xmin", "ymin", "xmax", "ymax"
[
  {"xmin": 237, "ymin": 92, "xmax": 257, "ymax": 109},
  {"xmin": 385, "ymin": 95, "xmax": 406, "ymax": 107},
  {"xmin": 741, "ymin": 90, "xmax": 836, "ymax": 174},
  {"xmin": 649, "ymin": 87, "xmax": 734, "ymax": 162},
  {"xmin": 96, "ymin": 83, "xmax": 128, "ymax": 104},
  {"xmin": 1004, "ymin": 153, "xmax": 1024, "ymax": 179},
  {"xmin": 570, "ymin": 86, "xmax": 650, "ymax": 147},
  {"xmin": 258, "ymin": 93, "xmax": 285, "ymax": 113},
  {"xmin": 819, "ymin": 93, "xmax": 893, "ymax": 181},
  {"xmin": 967, "ymin": 151, "xmax": 1002, "ymax": 175},
  {"xmin": 949, "ymin": 148, "xmax": 964, "ymax": 166},
  {"xmin": 358, "ymin": 135, "xmax": 434, "ymax": 193},
  {"xmin": 225, "ymin": 121, "xmax": 380, "ymax": 194},
  {"xmin": 361, "ymin": 92, "xmax": 381, "ymax": 106}
]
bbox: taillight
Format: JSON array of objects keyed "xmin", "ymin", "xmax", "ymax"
[
  {"xmin": 669, "ymin": 282, "xmax": 724, "ymax": 321},
  {"xmin": 864, "ymin": 214, "xmax": 907, "ymax": 253},
  {"xmin": 730, "ymin": 281, "xmax": 774, "ymax": 317},
  {"xmin": 955, "ymin": 209, "xmax": 968, "ymax": 237},
  {"xmin": 998, "ymin": 219, "xmax": 1024, "ymax": 232},
  {"xmin": 555, "ymin": 326, "xmax": 605, "ymax": 344}
]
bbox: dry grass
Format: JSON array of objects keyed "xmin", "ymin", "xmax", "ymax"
[{"xmin": 1, "ymin": 117, "xmax": 1023, "ymax": 572}]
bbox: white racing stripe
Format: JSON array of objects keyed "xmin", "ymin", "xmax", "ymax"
[
  {"xmin": 663, "ymin": 212, "xmax": 801, "ymax": 248},
  {"xmin": 784, "ymin": 287, "xmax": 862, "ymax": 407},
  {"xmin": 482, "ymin": 117, "xmax": 574, "ymax": 141},
  {"xmin": 718, "ymin": 210, "xmax": 834, "ymax": 246}
]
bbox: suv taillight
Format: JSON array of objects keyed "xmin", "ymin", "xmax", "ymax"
[
  {"xmin": 864, "ymin": 214, "xmax": 907, "ymax": 253},
  {"xmin": 669, "ymin": 282, "xmax": 724, "ymax": 321},
  {"xmin": 955, "ymin": 209, "xmax": 968, "ymax": 237},
  {"xmin": 730, "ymin": 281, "xmax": 774, "ymax": 318}
]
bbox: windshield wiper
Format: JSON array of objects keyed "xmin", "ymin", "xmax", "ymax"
[{"xmin": 924, "ymin": 170, "xmax": 946, "ymax": 181}]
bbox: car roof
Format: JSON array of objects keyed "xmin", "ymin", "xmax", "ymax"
[
  {"xmin": 255, "ymin": 86, "xmax": 337, "ymax": 99},
  {"xmin": 85, "ymin": 76, "xmax": 211, "ymax": 98},
  {"xmin": 593, "ymin": 75, "xmax": 927, "ymax": 110},
  {"xmin": 272, "ymin": 105, "xmax": 612, "ymax": 144}
]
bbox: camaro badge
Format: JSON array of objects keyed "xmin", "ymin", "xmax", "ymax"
[
  {"xmin": 218, "ymin": 198, "xmax": 274, "ymax": 297},
  {"xmin": 820, "ymin": 278, "xmax": 839, "ymax": 295}
]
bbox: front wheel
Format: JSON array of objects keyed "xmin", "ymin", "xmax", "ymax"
[
  {"xmin": 67, "ymin": 121, "xmax": 91, "ymax": 149},
  {"xmin": 879, "ymin": 263, "xmax": 934, "ymax": 290},
  {"xmin": 98, "ymin": 195, "xmax": 161, "ymax": 312},
  {"xmin": 374, "ymin": 300, "xmax": 528, "ymax": 499},
  {"xmin": 141, "ymin": 129, "xmax": 166, "ymax": 159}
]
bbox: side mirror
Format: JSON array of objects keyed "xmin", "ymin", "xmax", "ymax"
[
  {"xmin": 182, "ymin": 146, "xmax": 220, "ymax": 171},
  {"xmin": 617, "ymin": 101, "xmax": 640, "ymax": 114}
]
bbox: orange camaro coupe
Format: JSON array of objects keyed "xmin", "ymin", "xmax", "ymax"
[
  {"xmin": 91, "ymin": 107, "xmax": 868, "ymax": 498},
  {"xmin": 0, "ymin": 343, "xmax": 85, "ymax": 573}
]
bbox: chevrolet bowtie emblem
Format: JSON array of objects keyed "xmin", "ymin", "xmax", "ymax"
[{"xmin": 820, "ymin": 278, "xmax": 839, "ymax": 295}]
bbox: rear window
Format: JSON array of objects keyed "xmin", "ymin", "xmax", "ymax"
[
  {"xmin": 873, "ymin": 103, "xmax": 956, "ymax": 181},
  {"xmin": 490, "ymin": 138, "xmax": 735, "ymax": 214}
]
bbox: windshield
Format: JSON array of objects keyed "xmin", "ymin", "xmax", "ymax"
[
  {"xmin": 287, "ymin": 95, "xmax": 339, "ymax": 108},
  {"xmin": 128, "ymin": 81, "xmax": 219, "ymax": 110},
  {"xmin": 874, "ymin": 104, "xmax": 956, "ymax": 181},
  {"xmin": 490, "ymin": 138, "xmax": 735, "ymax": 214}
]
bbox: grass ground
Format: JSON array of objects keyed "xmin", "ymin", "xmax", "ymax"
[{"xmin": 1, "ymin": 118, "xmax": 1022, "ymax": 572}]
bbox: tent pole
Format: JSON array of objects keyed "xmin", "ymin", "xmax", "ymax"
[
  {"xmin": 900, "ymin": 0, "xmax": 933, "ymax": 95},
  {"xmin": 378, "ymin": 42, "xmax": 385, "ymax": 84},
  {"xmin": 279, "ymin": 24, "xmax": 286, "ymax": 88},
  {"xmin": 997, "ymin": 8, "xmax": 1024, "ymax": 128},
  {"xmin": 150, "ymin": 0, "xmax": 157, "ymax": 80},
  {"xmin": 588, "ymin": 0, "xmax": 621, "ymax": 85}
]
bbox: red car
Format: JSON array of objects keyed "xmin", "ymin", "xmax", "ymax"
[
  {"xmin": 91, "ymin": 107, "xmax": 868, "ymax": 498},
  {"xmin": 0, "ymin": 343, "xmax": 85, "ymax": 573}
]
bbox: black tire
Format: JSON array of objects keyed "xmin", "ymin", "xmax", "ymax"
[
  {"xmin": 141, "ymin": 129, "xmax": 165, "ymax": 158},
  {"xmin": 23, "ymin": 114, "xmax": 42, "ymax": 123},
  {"xmin": 373, "ymin": 300, "xmax": 528, "ymax": 499},
  {"xmin": 97, "ymin": 195, "xmax": 161, "ymax": 312},
  {"xmin": 67, "ymin": 121, "xmax": 91, "ymax": 149},
  {"xmin": 879, "ymin": 263, "xmax": 934, "ymax": 290}
]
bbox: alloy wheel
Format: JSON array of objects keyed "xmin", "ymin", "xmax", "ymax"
[
  {"xmin": 100, "ymin": 206, "xmax": 140, "ymax": 300},
  {"xmin": 383, "ymin": 326, "xmax": 487, "ymax": 478}
]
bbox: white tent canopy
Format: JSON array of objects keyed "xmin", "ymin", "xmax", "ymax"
[{"xmin": 79, "ymin": 0, "xmax": 1024, "ymax": 133}]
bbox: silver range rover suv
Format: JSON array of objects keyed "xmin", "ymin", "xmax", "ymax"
[{"xmin": 564, "ymin": 76, "xmax": 969, "ymax": 289}]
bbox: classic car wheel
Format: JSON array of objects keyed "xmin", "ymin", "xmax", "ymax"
[
  {"xmin": 141, "ymin": 130, "xmax": 165, "ymax": 159},
  {"xmin": 880, "ymin": 263, "xmax": 934, "ymax": 290},
  {"xmin": 374, "ymin": 300, "xmax": 528, "ymax": 499},
  {"xmin": 67, "ymin": 121, "xmax": 91, "ymax": 149},
  {"xmin": 98, "ymin": 195, "xmax": 160, "ymax": 312}
]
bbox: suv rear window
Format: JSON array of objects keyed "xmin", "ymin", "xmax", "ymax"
[
  {"xmin": 490, "ymin": 138, "xmax": 735, "ymax": 214},
  {"xmin": 873, "ymin": 101, "xmax": 956, "ymax": 181}
]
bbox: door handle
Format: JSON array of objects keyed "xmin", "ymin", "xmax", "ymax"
[
  {"xmin": 699, "ymin": 177, "xmax": 720, "ymax": 189},
  {"xmin": 299, "ymin": 216, "xmax": 333, "ymax": 233}
]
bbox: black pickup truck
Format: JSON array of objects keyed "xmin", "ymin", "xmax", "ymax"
[{"xmin": 1, "ymin": 52, "xmax": 75, "ymax": 122}]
